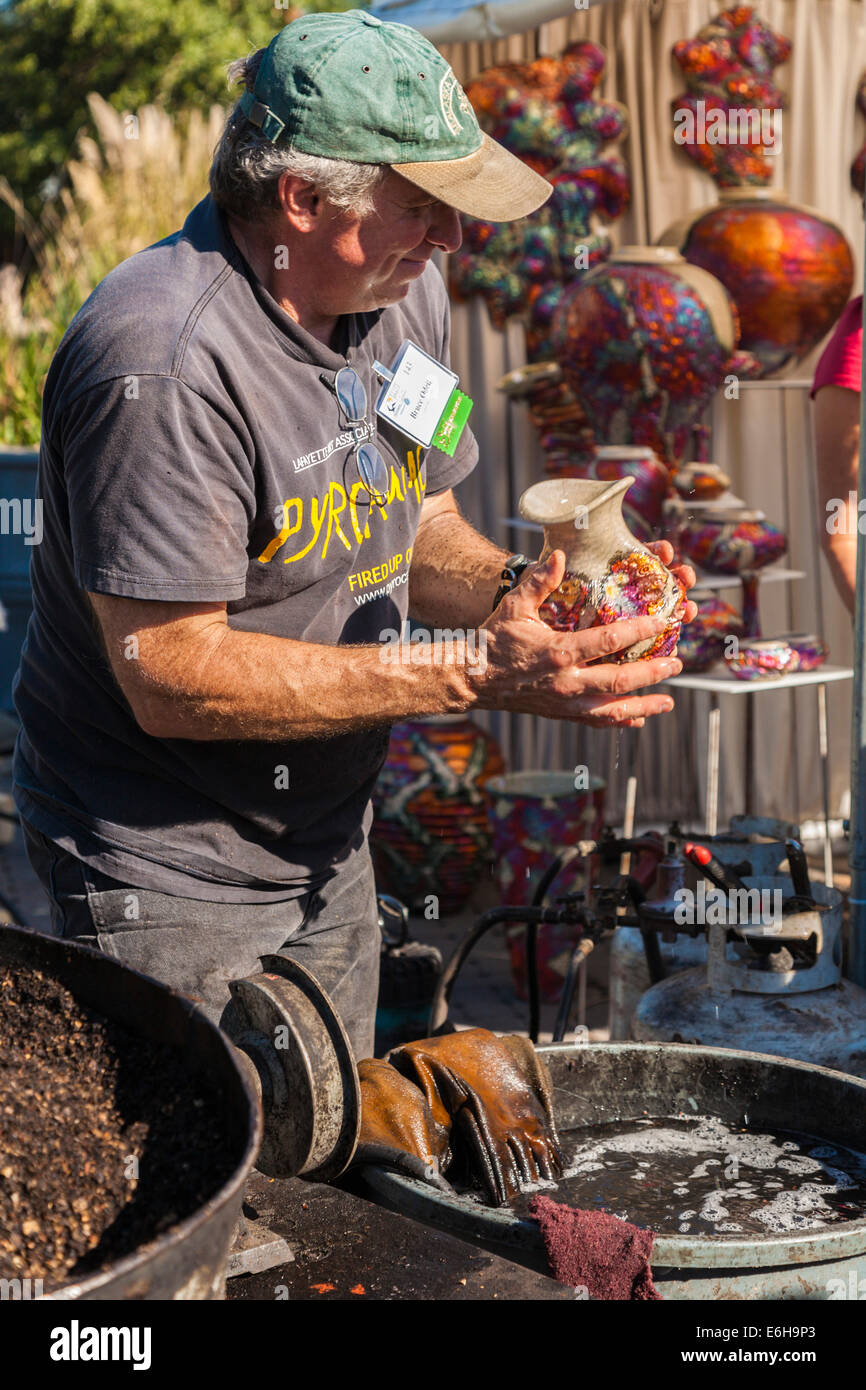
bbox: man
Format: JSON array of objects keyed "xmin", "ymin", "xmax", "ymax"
[{"xmin": 12, "ymin": 11, "xmax": 693, "ymax": 1059}]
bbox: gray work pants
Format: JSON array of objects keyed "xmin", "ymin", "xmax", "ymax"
[{"xmin": 20, "ymin": 821, "xmax": 381, "ymax": 1061}]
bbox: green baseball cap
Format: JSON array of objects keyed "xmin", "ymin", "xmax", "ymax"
[{"xmin": 237, "ymin": 10, "xmax": 551, "ymax": 222}]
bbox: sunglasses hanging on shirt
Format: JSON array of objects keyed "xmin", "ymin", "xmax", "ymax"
[
  {"xmin": 333, "ymin": 366, "xmax": 391, "ymax": 506},
  {"xmin": 330, "ymin": 334, "xmax": 473, "ymax": 506}
]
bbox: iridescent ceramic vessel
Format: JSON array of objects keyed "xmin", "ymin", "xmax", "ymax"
[
  {"xmin": 677, "ymin": 509, "xmax": 787, "ymax": 575},
  {"xmin": 551, "ymin": 247, "xmax": 753, "ymax": 468},
  {"xmin": 725, "ymin": 634, "xmax": 829, "ymax": 681},
  {"xmin": 370, "ymin": 715, "xmax": 505, "ymax": 914},
  {"xmin": 668, "ymin": 9, "xmax": 852, "ymax": 375},
  {"xmin": 671, "ymin": 7, "xmax": 791, "ymax": 191},
  {"xmin": 672, "ymin": 462, "xmax": 730, "ymax": 501},
  {"xmin": 676, "ymin": 508, "xmax": 787, "ymax": 639},
  {"xmin": 659, "ymin": 190, "xmax": 854, "ymax": 376},
  {"xmin": 590, "ymin": 446, "xmax": 669, "ymax": 533},
  {"xmin": 519, "ymin": 476, "xmax": 686, "ymax": 661},
  {"xmin": 677, "ymin": 592, "xmax": 744, "ymax": 673}
]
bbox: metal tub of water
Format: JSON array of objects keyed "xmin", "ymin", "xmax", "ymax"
[{"xmin": 360, "ymin": 1042, "xmax": 866, "ymax": 1299}]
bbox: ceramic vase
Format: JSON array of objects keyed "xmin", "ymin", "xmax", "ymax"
[
  {"xmin": 518, "ymin": 476, "xmax": 686, "ymax": 661},
  {"xmin": 659, "ymin": 190, "xmax": 854, "ymax": 376},
  {"xmin": 485, "ymin": 771, "xmax": 605, "ymax": 1002},
  {"xmin": 724, "ymin": 634, "xmax": 829, "ymax": 681},
  {"xmin": 672, "ymin": 462, "xmax": 730, "ymax": 502},
  {"xmin": 677, "ymin": 509, "xmax": 787, "ymax": 575},
  {"xmin": 675, "ymin": 507, "xmax": 787, "ymax": 639},
  {"xmin": 370, "ymin": 715, "xmax": 505, "ymax": 915},
  {"xmin": 551, "ymin": 246, "xmax": 756, "ymax": 468},
  {"xmin": 587, "ymin": 445, "xmax": 669, "ymax": 541},
  {"xmin": 677, "ymin": 592, "xmax": 744, "ymax": 673}
]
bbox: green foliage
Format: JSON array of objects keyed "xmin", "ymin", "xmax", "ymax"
[
  {"xmin": 0, "ymin": 0, "xmax": 365, "ymax": 440},
  {"xmin": 1, "ymin": 96, "xmax": 229, "ymax": 443},
  {"xmin": 0, "ymin": 0, "xmax": 362, "ymax": 231},
  {"xmin": 0, "ymin": 328, "xmax": 55, "ymax": 446}
]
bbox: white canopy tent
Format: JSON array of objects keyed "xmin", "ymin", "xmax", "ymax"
[{"xmin": 367, "ymin": 0, "xmax": 608, "ymax": 43}]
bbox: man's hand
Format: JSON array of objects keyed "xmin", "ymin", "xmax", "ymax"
[
  {"xmin": 469, "ymin": 547, "xmax": 696, "ymax": 729},
  {"xmin": 84, "ymin": 535, "xmax": 696, "ymax": 741},
  {"xmin": 645, "ymin": 538, "xmax": 697, "ymax": 618}
]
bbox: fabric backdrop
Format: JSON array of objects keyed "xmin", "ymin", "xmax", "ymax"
[{"xmin": 434, "ymin": 0, "xmax": 866, "ymax": 837}]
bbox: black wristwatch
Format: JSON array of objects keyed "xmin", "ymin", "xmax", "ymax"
[{"xmin": 493, "ymin": 553, "xmax": 530, "ymax": 611}]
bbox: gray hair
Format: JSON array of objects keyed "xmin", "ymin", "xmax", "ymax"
[{"xmin": 209, "ymin": 50, "xmax": 387, "ymax": 219}]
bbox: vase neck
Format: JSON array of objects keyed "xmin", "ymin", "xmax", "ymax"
[
  {"xmin": 718, "ymin": 186, "xmax": 787, "ymax": 203},
  {"xmin": 609, "ymin": 245, "xmax": 685, "ymax": 265},
  {"xmin": 519, "ymin": 476, "xmax": 633, "ymax": 529}
]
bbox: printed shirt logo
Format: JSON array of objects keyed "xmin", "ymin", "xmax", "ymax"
[
  {"xmin": 439, "ymin": 70, "xmax": 473, "ymax": 138},
  {"xmin": 293, "ymin": 424, "xmax": 372, "ymax": 474},
  {"xmin": 257, "ymin": 448, "xmax": 427, "ymax": 566}
]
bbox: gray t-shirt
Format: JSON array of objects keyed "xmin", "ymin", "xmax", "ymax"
[{"xmin": 13, "ymin": 195, "xmax": 478, "ymax": 901}]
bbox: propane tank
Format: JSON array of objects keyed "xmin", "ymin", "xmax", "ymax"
[
  {"xmin": 630, "ymin": 875, "xmax": 866, "ymax": 1077},
  {"xmin": 608, "ymin": 817, "xmax": 794, "ymax": 1038}
]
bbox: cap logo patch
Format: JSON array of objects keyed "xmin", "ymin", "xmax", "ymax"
[{"xmin": 438, "ymin": 70, "xmax": 473, "ymax": 138}]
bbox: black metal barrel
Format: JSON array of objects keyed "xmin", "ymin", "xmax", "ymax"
[{"xmin": 0, "ymin": 923, "xmax": 262, "ymax": 1300}]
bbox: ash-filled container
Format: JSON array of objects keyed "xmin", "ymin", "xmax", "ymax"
[
  {"xmin": 360, "ymin": 1042, "xmax": 866, "ymax": 1299},
  {"xmin": 0, "ymin": 923, "xmax": 261, "ymax": 1300}
]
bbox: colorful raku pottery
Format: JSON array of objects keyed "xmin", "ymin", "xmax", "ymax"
[
  {"xmin": 518, "ymin": 476, "xmax": 686, "ymax": 661},
  {"xmin": 724, "ymin": 634, "xmax": 829, "ymax": 681},
  {"xmin": 551, "ymin": 246, "xmax": 757, "ymax": 468},
  {"xmin": 675, "ymin": 507, "xmax": 787, "ymax": 638},
  {"xmin": 672, "ymin": 462, "xmax": 730, "ymax": 501},
  {"xmin": 671, "ymin": 7, "xmax": 791, "ymax": 190},
  {"xmin": 678, "ymin": 508, "xmax": 787, "ymax": 576},
  {"xmin": 485, "ymin": 771, "xmax": 605, "ymax": 1001},
  {"xmin": 590, "ymin": 446, "xmax": 669, "ymax": 533},
  {"xmin": 667, "ymin": 11, "xmax": 853, "ymax": 374},
  {"xmin": 370, "ymin": 715, "xmax": 505, "ymax": 915},
  {"xmin": 449, "ymin": 41, "xmax": 630, "ymax": 329},
  {"xmin": 660, "ymin": 191, "xmax": 854, "ymax": 377},
  {"xmin": 677, "ymin": 591, "xmax": 744, "ymax": 672}
]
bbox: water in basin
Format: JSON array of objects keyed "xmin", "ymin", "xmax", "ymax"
[{"xmin": 503, "ymin": 1116, "xmax": 866, "ymax": 1236}]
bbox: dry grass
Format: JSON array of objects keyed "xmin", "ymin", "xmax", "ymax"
[{"xmin": 1, "ymin": 94, "xmax": 227, "ymax": 442}]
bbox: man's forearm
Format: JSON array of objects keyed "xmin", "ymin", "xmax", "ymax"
[
  {"xmin": 99, "ymin": 608, "xmax": 476, "ymax": 742},
  {"xmin": 408, "ymin": 505, "xmax": 508, "ymax": 629}
]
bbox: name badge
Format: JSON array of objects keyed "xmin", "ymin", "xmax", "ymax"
[{"xmin": 374, "ymin": 340, "xmax": 473, "ymax": 456}]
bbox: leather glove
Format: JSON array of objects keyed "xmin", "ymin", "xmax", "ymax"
[
  {"xmin": 352, "ymin": 1058, "xmax": 453, "ymax": 1191},
  {"xmin": 388, "ymin": 1029, "xmax": 564, "ymax": 1207}
]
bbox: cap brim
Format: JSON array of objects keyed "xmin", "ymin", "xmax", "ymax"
[{"xmin": 392, "ymin": 133, "xmax": 552, "ymax": 222}]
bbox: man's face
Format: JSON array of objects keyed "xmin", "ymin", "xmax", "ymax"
[{"xmin": 314, "ymin": 170, "xmax": 463, "ymax": 314}]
